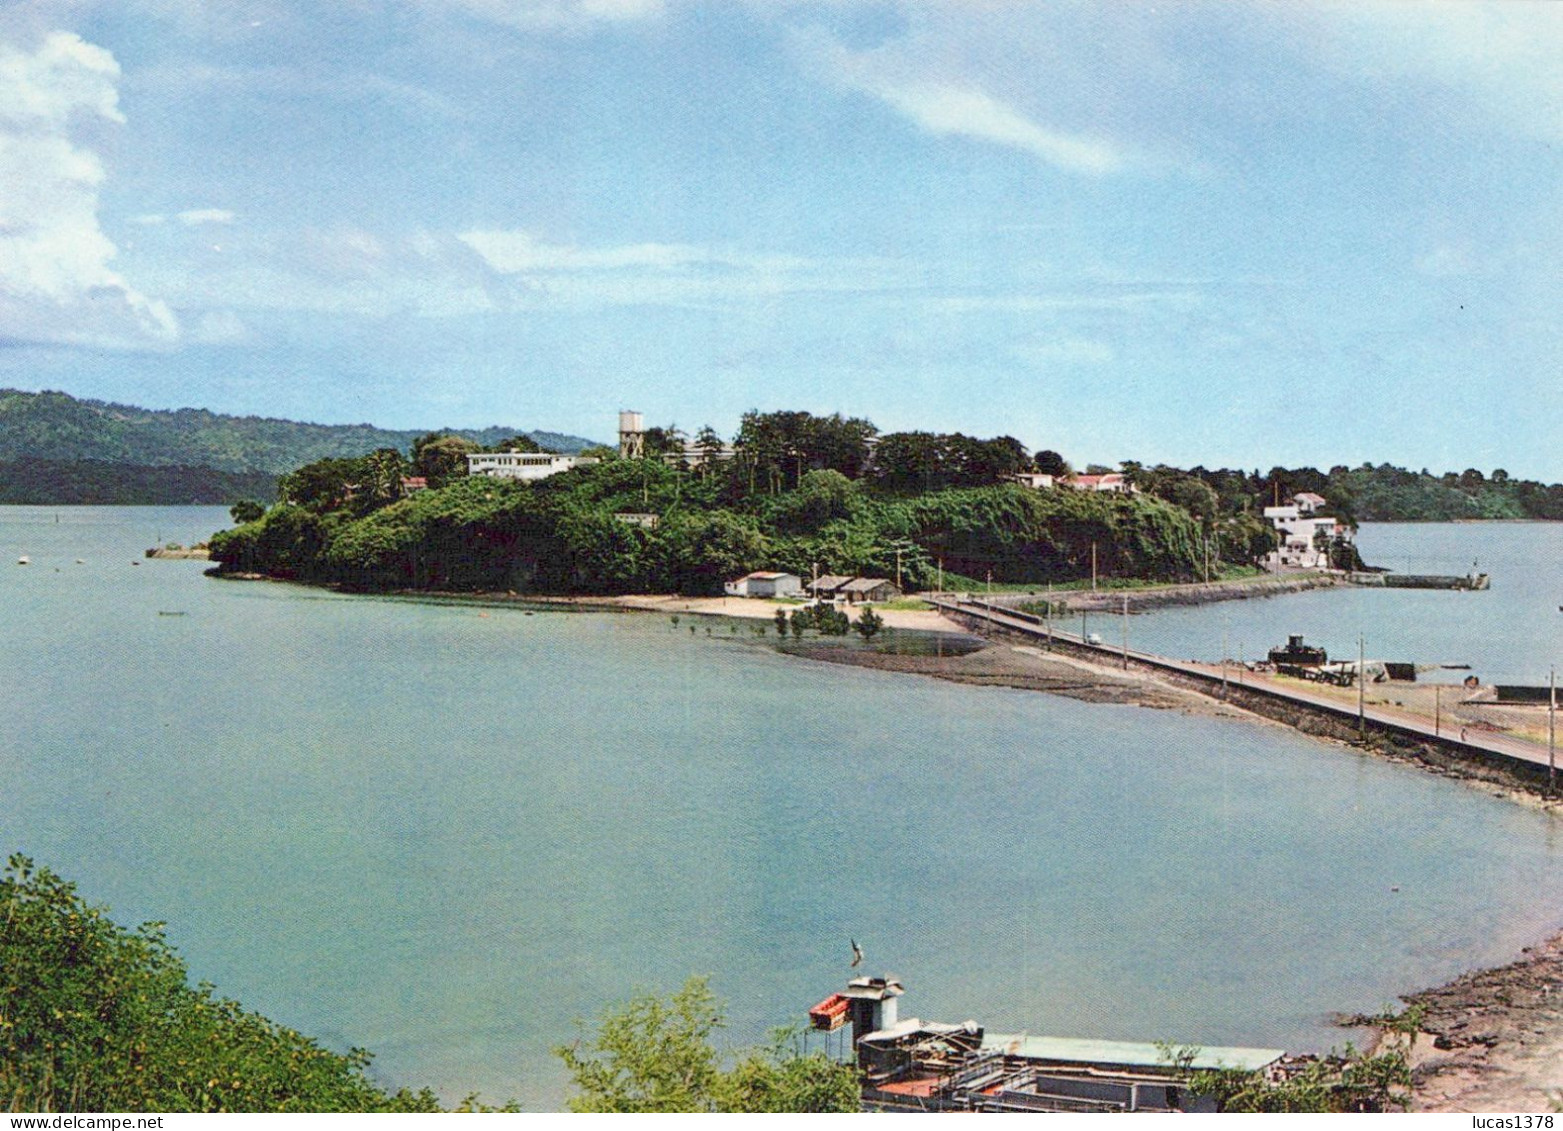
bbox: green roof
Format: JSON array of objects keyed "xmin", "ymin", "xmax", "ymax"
[{"xmin": 982, "ymin": 1033, "xmax": 1284, "ymax": 1074}]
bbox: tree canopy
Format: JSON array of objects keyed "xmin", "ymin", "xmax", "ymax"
[
  {"xmin": 555, "ymin": 976, "xmax": 858, "ymax": 1113},
  {"xmin": 0, "ymin": 855, "xmax": 451, "ymax": 1113}
]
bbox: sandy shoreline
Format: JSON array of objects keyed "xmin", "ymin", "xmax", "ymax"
[{"xmin": 521, "ymin": 590, "xmax": 959, "ymax": 632}]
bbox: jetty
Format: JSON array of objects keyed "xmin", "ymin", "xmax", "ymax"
[
  {"xmin": 1349, "ymin": 570, "xmax": 1490, "ymax": 591},
  {"xmin": 811, "ymin": 976, "xmax": 1286, "ymax": 1114},
  {"xmin": 931, "ymin": 596, "xmax": 1563, "ymax": 792}
]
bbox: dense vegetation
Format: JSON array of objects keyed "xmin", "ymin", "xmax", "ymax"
[
  {"xmin": 556, "ymin": 976, "xmax": 859, "ymax": 1113},
  {"xmin": 1183, "ymin": 1048, "xmax": 1411, "ymax": 1112},
  {"xmin": 0, "ymin": 855, "xmax": 453, "ymax": 1113},
  {"xmin": 211, "ymin": 412, "xmax": 1212, "ymax": 594},
  {"xmin": 0, "ymin": 460, "xmax": 277, "ymax": 505},
  {"xmin": 0, "ymin": 388, "xmax": 593, "ymax": 497},
  {"xmin": 1130, "ymin": 461, "xmax": 1563, "ymax": 524}
]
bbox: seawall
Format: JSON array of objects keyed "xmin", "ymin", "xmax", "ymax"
[
  {"xmin": 981, "ymin": 573, "xmax": 1345, "ymax": 614},
  {"xmin": 938, "ymin": 599, "xmax": 1561, "ymax": 801}
]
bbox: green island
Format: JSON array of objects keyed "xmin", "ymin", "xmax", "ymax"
[{"xmin": 210, "ymin": 411, "xmax": 1244, "ymax": 593}]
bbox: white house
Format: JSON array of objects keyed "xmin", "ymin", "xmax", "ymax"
[
  {"xmin": 724, "ymin": 571, "xmax": 803, "ymax": 598},
  {"xmin": 467, "ymin": 452, "xmax": 600, "ymax": 481},
  {"xmin": 1263, "ymin": 501, "xmax": 1353, "ymax": 571},
  {"xmin": 1067, "ymin": 473, "xmax": 1134, "ymax": 494},
  {"xmin": 1011, "ymin": 472, "xmax": 1056, "ymax": 489}
]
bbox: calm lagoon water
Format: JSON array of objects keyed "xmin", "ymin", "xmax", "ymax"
[{"xmin": 5, "ymin": 507, "xmax": 1563, "ymax": 1109}]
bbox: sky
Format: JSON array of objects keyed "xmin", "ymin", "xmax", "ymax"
[{"xmin": 1, "ymin": 1, "xmax": 1560, "ymax": 478}]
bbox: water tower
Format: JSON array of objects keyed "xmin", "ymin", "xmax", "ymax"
[{"xmin": 618, "ymin": 410, "xmax": 645, "ymax": 459}]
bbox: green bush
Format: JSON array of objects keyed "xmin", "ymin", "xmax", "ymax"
[{"xmin": 0, "ymin": 855, "xmax": 446, "ymax": 1113}]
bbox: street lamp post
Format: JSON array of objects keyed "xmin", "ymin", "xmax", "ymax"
[
  {"xmin": 1121, "ymin": 593, "xmax": 1129, "ymax": 670},
  {"xmin": 1357, "ymin": 635, "xmax": 1366, "ymax": 737},
  {"xmin": 1550, "ymin": 666, "xmax": 1557, "ymax": 795}
]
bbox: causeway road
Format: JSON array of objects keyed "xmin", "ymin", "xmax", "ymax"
[{"xmin": 932, "ymin": 596, "xmax": 1562, "ymax": 783}]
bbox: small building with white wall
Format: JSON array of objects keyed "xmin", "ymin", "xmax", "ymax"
[
  {"xmin": 1067, "ymin": 473, "xmax": 1134, "ymax": 494},
  {"xmin": 1263, "ymin": 501, "xmax": 1353, "ymax": 571},
  {"xmin": 724, "ymin": 571, "xmax": 803, "ymax": 598},
  {"xmin": 467, "ymin": 452, "xmax": 600, "ymax": 481}
]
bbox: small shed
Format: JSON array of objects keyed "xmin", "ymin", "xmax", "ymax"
[
  {"xmin": 724, "ymin": 571, "xmax": 802, "ymax": 598},
  {"xmin": 839, "ymin": 577, "xmax": 900, "ymax": 604},
  {"xmin": 808, "ymin": 574, "xmax": 854, "ymax": 600}
]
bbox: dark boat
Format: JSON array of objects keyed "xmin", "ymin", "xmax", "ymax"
[{"xmin": 1268, "ymin": 634, "xmax": 1327, "ymax": 667}]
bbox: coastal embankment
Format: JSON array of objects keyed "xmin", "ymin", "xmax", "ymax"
[
  {"xmin": 974, "ymin": 572, "xmax": 1341, "ymax": 614},
  {"xmin": 938, "ymin": 597, "xmax": 1563, "ymax": 802}
]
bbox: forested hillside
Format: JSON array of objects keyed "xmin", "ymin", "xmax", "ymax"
[
  {"xmin": 0, "ymin": 389, "xmax": 595, "ymax": 475},
  {"xmin": 0, "ymin": 460, "xmax": 277, "ymax": 505},
  {"xmin": 1148, "ymin": 463, "xmax": 1563, "ymax": 523},
  {"xmin": 211, "ymin": 411, "xmax": 1211, "ymax": 595}
]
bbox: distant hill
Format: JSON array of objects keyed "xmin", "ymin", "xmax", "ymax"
[
  {"xmin": 0, "ymin": 460, "xmax": 279, "ymax": 506},
  {"xmin": 0, "ymin": 389, "xmax": 600, "ymax": 476}
]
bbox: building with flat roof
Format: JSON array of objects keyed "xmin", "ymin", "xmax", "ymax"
[
  {"xmin": 812, "ymin": 977, "xmax": 1287, "ymax": 1114},
  {"xmin": 467, "ymin": 451, "xmax": 599, "ymax": 481},
  {"xmin": 724, "ymin": 571, "xmax": 802, "ymax": 598}
]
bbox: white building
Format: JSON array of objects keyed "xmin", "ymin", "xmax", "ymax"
[
  {"xmin": 467, "ymin": 452, "xmax": 600, "ymax": 481},
  {"xmin": 724, "ymin": 571, "xmax": 803, "ymax": 598},
  {"xmin": 1067, "ymin": 473, "xmax": 1134, "ymax": 494},
  {"xmin": 1263, "ymin": 501, "xmax": 1352, "ymax": 571},
  {"xmin": 1011, "ymin": 472, "xmax": 1056, "ymax": 489}
]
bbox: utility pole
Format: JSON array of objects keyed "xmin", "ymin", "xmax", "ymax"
[
  {"xmin": 1121, "ymin": 593, "xmax": 1129, "ymax": 670},
  {"xmin": 1434, "ymin": 683, "xmax": 1441, "ymax": 737},
  {"xmin": 1357, "ymin": 635, "xmax": 1366, "ymax": 737},
  {"xmin": 1550, "ymin": 666, "xmax": 1557, "ymax": 795},
  {"xmin": 937, "ymin": 557, "xmax": 944, "ymax": 595},
  {"xmin": 1091, "ymin": 542, "xmax": 1098, "ymax": 592},
  {"xmin": 895, "ymin": 545, "xmax": 903, "ymax": 593},
  {"xmin": 1221, "ymin": 619, "xmax": 1229, "ymax": 699},
  {"xmin": 1081, "ymin": 611, "xmax": 1088, "ymax": 645}
]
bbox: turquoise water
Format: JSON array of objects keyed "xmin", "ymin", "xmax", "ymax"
[{"xmin": 5, "ymin": 507, "xmax": 1563, "ymax": 1109}]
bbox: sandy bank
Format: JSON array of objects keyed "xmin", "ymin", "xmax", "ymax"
[
  {"xmin": 526, "ymin": 591, "xmax": 958, "ymax": 632},
  {"xmin": 785, "ymin": 638, "xmax": 1258, "ymax": 717}
]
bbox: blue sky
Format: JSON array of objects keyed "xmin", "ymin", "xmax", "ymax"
[{"xmin": 1, "ymin": 2, "xmax": 1560, "ymax": 477}]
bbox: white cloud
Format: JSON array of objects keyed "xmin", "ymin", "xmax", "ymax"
[
  {"xmin": 0, "ymin": 29, "xmax": 124, "ymax": 129},
  {"xmin": 0, "ymin": 31, "xmax": 176, "ymax": 347},
  {"xmin": 452, "ymin": 227, "xmax": 919, "ymax": 309},
  {"xmin": 131, "ymin": 207, "xmax": 236, "ymax": 227},
  {"xmin": 192, "ymin": 308, "xmax": 249, "ymax": 344},
  {"xmin": 1283, "ymin": 2, "xmax": 1563, "ymax": 142},
  {"xmin": 419, "ymin": 0, "xmax": 665, "ymax": 32},
  {"xmin": 1013, "ymin": 337, "xmax": 1116, "ymax": 368},
  {"xmin": 459, "ymin": 229, "xmax": 712, "ymax": 272},
  {"xmin": 863, "ymin": 80, "xmax": 1124, "ymax": 176},
  {"xmin": 177, "ymin": 208, "xmax": 235, "ymax": 226}
]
